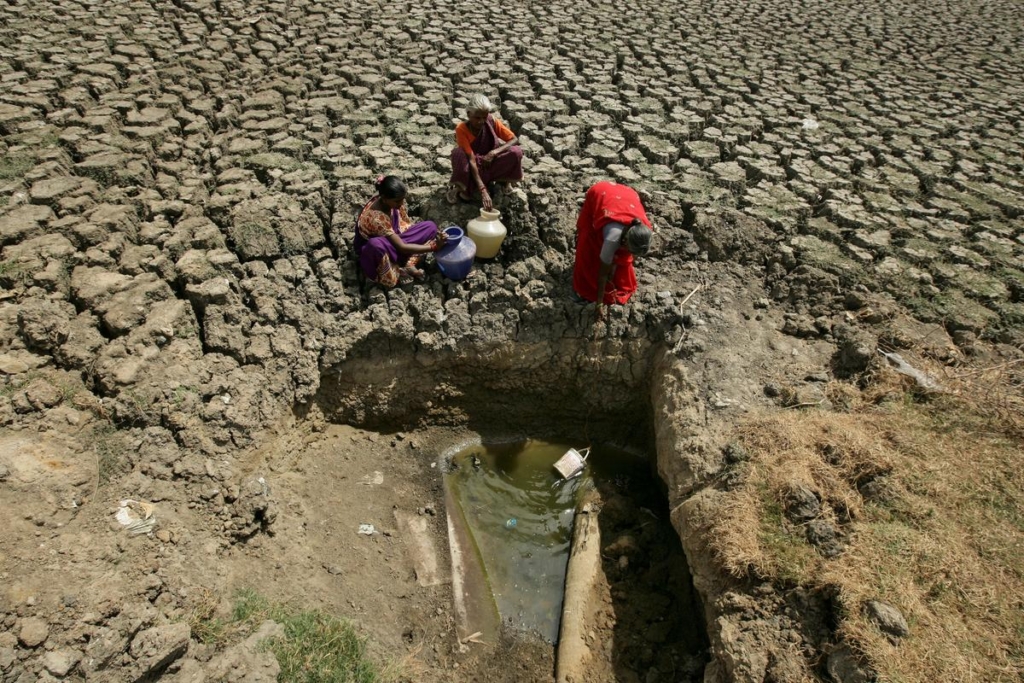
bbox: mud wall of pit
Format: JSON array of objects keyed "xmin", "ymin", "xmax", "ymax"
[{"xmin": 313, "ymin": 334, "xmax": 660, "ymax": 446}]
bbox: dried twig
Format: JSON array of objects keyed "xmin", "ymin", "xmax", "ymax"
[
  {"xmin": 786, "ymin": 400, "xmax": 826, "ymax": 409},
  {"xmin": 670, "ymin": 284, "xmax": 705, "ymax": 353},
  {"xmin": 460, "ymin": 631, "xmax": 487, "ymax": 645},
  {"xmin": 952, "ymin": 359, "xmax": 1024, "ymax": 378},
  {"xmin": 678, "ymin": 282, "xmax": 703, "ymax": 308}
]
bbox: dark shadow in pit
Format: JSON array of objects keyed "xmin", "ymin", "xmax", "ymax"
[
  {"xmin": 593, "ymin": 458, "xmax": 709, "ymax": 683},
  {"xmin": 311, "ymin": 332, "xmax": 662, "ymax": 447}
]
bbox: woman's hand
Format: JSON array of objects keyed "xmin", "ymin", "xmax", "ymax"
[
  {"xmin": 482, "ymin": 150, "xmax": 496, "ymax": 166},
  {"xmin": 480, "ymin": 188, "xmax": 493, "ymax": 211},
  {"xmin": 435, "ymin": 228, "xmax": 448, "ymax": 247}
]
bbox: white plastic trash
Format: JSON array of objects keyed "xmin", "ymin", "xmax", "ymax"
[
  {"xmin": 554, "ymin": 447, "xmax": 591, "ymax": 480},
  {"xmin": 116, "ymin": 500, "xmax": 157, "ymax": 536}
]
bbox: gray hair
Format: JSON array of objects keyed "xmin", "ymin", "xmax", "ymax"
[
  {"xmin": 626, "ymin": 222, "xmax": 653, "ymax": 256},
  {"xmin": 466, "ymin": 94, "xmax": 492, "ymax": 114}
]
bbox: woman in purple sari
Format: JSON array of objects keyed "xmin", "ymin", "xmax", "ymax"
[
  {"xmin": 446, "ymin": 94, "xmax": 524, "ymax": 210},
  {"xmin": 355, "ymin": 176, "xmax": 446, "ymax": 287}
]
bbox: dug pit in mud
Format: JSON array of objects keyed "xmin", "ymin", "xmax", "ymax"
[{"xmin": 313, "ymin": 332, "xmax": 711, "ymax": 680}]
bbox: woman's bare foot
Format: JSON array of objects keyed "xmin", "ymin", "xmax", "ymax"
[{"xmin": 398, "ymin": 266, "xmax": 425, "ymax": 283}]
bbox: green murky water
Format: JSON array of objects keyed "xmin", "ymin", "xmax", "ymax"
[{"xmin": 446, "ymin": 439, "xmax": 650, "ymax": 643}]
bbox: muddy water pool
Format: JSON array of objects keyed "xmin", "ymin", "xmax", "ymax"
[{"xmin": 445, "ymin": 439, "xmax": 654, "ymax": 643}]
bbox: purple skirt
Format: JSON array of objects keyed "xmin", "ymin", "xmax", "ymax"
[
  {"xmin": 355, "ymin": 220, "xmax": 437, "ymax": 284},
  {"xmin": 450, "ymin": 146, "xmax": 524, "ymax": 195}
]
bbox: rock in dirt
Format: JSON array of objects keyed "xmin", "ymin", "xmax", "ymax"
[
  {"xmin": 826, "ymin": 643, "xmax": 873, "ymax": 683},
  {"xmin": 42, "ymin": 648, "xmax": 81, "ymax": 677},
  {"xmin": 784, "ymin": 484, "xmax": 820, "ymax": 522},
  {"xmin": 0, "ymin": 646, "xmax": 14, "ymax": 671},
  {"xmin": 715, "ymin": 614, "xmax": 769, "ymax": 681},
  {"xmin": 199, "ymin": 620, "xmax": 283, "ymax": 682},
  {"xmin": 0, "ymin": 203, "xmax": 54, "ymax": 246},
  {"xmin": 17, "ymin": 617, "xmax": 49, "ymax": 648},
  {"xmin": 864, "ymin": 600, "xmax": 909, "ymax": 640},
  {"xmin": 17, "ymin": 299, "xmax": 74, "ymax": 354},
  {"xmin": 25, "ymin": 378, "xmax": 63, "ymax": 410},
  {"xmin": 128, "ymin": 622, "xmax": 190, "ymax": 677},
  {"xmin": 81, "ymin": 626, "xmax": 130, "ymax": 674},
  {"xmin": 722, "ymin": 442, "xmax": 749, "ymax": 464},
  {"xmin": 806, "ymin": 519, "xmax": 843, "ymax": 557},
  {"xmin": 226, "ymin": 477, "xmax": 277, "ymax": 539},
  {"xmin": 692, "ymin": 208, "xmax": 777, "ymax": 265},
  {"xmin": 834, "ymin": 324, "xmax": 877, "ymax": 376},
  {"xmin": 858, "ymin": 475, "xmax": 895, "ymax": 503}
]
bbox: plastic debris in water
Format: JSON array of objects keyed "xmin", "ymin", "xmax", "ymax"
[
  {"xmin": 504, "ymin": 518, "xmax": 517, "ymax": 529},
  {"xmin": 801, "ymin": 118, "xmax": 820, "ymax": 130},
  {"xmin": 553, "ymin": 447, "xmax": 590, "ymax": 480}
]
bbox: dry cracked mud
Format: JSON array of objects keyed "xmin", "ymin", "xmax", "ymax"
[{"xmin": 1, "ymin": 0, "xmax": 1022, "ymax": 681}]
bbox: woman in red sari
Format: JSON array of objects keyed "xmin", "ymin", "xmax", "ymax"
[
  {"xmin": 446, "ymin": 94, "xmax": 524, "ymax": 210},
  {"xmin": 571, "ymin": 181, "xmax": 654, "ymax": 320}
]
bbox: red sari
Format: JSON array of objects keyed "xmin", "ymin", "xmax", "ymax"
[{"xmin": 571, "ymin": 181, "xmax": 652, "ymax": 304}]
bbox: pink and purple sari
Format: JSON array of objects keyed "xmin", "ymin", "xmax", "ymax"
[{"xmin": 354, "ymin": 202, "xmax": 437, "ymax": 287}]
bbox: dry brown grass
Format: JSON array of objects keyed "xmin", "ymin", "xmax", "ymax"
[{"xmin": 706, "ymin": 354, "xmax": 1024, "ymax": 683}]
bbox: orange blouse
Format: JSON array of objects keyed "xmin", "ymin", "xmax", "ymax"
[
  {"xmin": 357, "ymin": 199, "xmax": 412, "ymax": 240},
  {"xmin": 455, "ymin": 117, "xmax": 515, "ymax": 157}
]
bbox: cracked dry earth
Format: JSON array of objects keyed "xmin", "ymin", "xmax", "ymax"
[{"xmin": 1, "ymin": 0, "xmax": 1022, "ymax": 682}]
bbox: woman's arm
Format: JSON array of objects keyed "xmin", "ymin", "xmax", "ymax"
[
  {"xmin": 484, "ymin": 118, "xmax": 519, "ymax": 163},
  {"xmin": 387, "ymin": 231, "xmax": 435, "ymax": 255},
  {"xmin": 483, "ymin": 135, "xmax": 519, "ymax": 163},
  {"xmin": 595, "ymin": 261, "xmax": 615, "ymax": 322},
  {"xmin": 467, "ymin": 156, "xmax": 493, "ymax": 210}
]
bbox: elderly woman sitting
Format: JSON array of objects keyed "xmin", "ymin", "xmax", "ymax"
[{"xmin": 446, "ymin": 94, "xmax": 524, "ymax": 210}]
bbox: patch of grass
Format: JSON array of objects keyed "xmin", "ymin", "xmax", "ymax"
[
  {"xmin": 93, "ymin": 423, "xmax": 131, "ymax": 485},
  {"xmin": 36, "ymin": 132, "xmax": 61, "ymax": 148},
  {"xmin": 758, "ymin": 492, "xmax": 816, "ymax": 585},
  {"xmin": 0, "ymin": 155, "xmax": 34, "ymax": 181},
  {"xmin": 189, "ymin": 588, "xmax": 228, "ymax": 645},
  {"xmin": 190, "ymin": 588, "xmax": 392, "ymax": 683},
  {"xmin": 704, "ymin": 358, "xmax": 1024, "ymax": 683},
  {"xmin": 0, "ymin": 259, "xmax": 30, "ymax": 284},
  {"xmin": 56, "ymin": 377, "xmax": 83, "ymax": 403},
  {"xmin": 117, "ymin": 388, "xmax": 151, "ymax": 424},
  {"xmin": 176, "ymin": 322, "xmax": 199, "ymax": 339},
  {"xmin": 0, "ymin": 370, "xmax": 44, "ymax": 398},
  {"xmin": 170, "ymin": 385, "xmax": 197, "ymax": 406}
]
